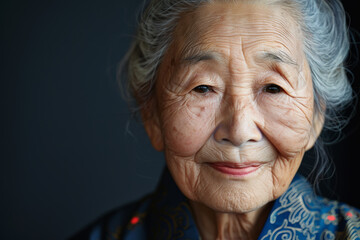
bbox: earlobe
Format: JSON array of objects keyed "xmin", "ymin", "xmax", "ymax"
[{"xmin": 141, "ymin": 100, "xmax": 164, "ymax": 152}]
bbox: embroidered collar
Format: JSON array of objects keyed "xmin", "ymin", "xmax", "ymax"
[{"xmin": 122, "ymin": 169, "xmax": 360, "ymax": 239}]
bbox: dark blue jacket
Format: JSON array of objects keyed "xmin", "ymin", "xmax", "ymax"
[{"xmin": 69, "ymin": 168, "xmax": 360, "ymax": 239}]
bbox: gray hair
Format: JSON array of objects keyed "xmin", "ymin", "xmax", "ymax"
[{"xmin": 120, "ymin": 0, "xmax": 354, "ymax": 188}]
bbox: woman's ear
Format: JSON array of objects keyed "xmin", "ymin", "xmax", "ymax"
[
  {"xmin": 306, "ymin": 110, "xmax": 325, "ymax": 150},
  {"xmin": 141, "ymin": 98, "xmax": 164, "ymax": 151}
]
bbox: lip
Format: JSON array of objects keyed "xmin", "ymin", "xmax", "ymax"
[{"xmin": 207, "ymin": 162, "xmax": 262, "ymax": 176}]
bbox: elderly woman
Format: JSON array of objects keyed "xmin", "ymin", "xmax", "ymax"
[{"xmin": 71, "ymin": 0, "xmax": 360, "ymax": 239}]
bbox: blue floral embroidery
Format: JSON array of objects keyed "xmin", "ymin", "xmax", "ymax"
[
  {"xmin": 83, "ymin": 171, "xmax": 360, "ymax": 240},
  {"xmin": 259, "ymin": 175, "xmax": 360, "ymax": 240}
]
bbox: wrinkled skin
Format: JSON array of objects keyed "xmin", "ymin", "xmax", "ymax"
[{"xmin": 142, "ymin": 1, "xmax": 324, "ymax": 239}]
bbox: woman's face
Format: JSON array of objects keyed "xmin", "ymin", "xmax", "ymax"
[{"xmin": 144, "ymin": 2, "xmax": 323, "ymax": 213}]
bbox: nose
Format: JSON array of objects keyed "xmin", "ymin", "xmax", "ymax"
[{"xmin": 214, "ymin": 99, "xmax": 262, "ymax": 146}]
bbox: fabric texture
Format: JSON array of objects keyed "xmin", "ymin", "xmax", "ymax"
[{"xmin": 69, "ymin": 168, "xmax": 360, "ymax": 240}]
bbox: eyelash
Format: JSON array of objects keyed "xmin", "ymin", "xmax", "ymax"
[
  {"xmin": 193, "ymin": 84, "xmax": 283, "ymax": 95},
  {"xmin": 263, "ymin": 84, "xmax": 283, "ymax": 94},
  {"xmin": 193, "ymin": 85, "xmax": 214, "ymax": 94}
]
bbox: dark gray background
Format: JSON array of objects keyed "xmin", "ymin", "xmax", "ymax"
[{"xmin": 1, "ymin": 1, "xmax": 360, "ymax": 239}]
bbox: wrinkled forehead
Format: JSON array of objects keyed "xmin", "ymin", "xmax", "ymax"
[{"xmin": 171, "ymin": 1, "xmax": 303, "ymax": 64}]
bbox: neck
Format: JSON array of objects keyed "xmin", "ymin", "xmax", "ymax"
[{"xmin": 189, "ymin": 201, "xmax": 273, "ymax": 240}]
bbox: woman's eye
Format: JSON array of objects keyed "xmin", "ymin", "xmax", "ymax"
[
  {"xmin": 193, "ymin": 85, "xmax": 213, "ymax": 94},
  {"xmin": 263, "ymin": 84, "xmax": 282, "ymax": 94}
]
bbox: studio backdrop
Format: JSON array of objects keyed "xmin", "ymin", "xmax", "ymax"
[{"xmin": 1, "ymin": 0, "xmax": 360, "ymax": 239}]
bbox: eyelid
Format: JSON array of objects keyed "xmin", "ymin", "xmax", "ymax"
[
  {"xmin": 263, "ymin": 84, "xmax": 283, "ymax": 94},
  {"xmin": 269, "ymin": 65, "xmax": 297, "ymax": 90},
  {"xmin": 193, "ymin": 85, "xmax": 214, "ymax": 93},
  {"xmin": 261, "ymin": 70, "xmax": 293, "ymax": 88},
  {"xmin": 187, "ymin": 71, "xmax": 222, "ymax": 91}
]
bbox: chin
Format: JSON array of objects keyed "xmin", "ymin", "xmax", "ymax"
[
  {"xmin": 199, "ymin": 184, "xmax": 274, "ymax": 214},
  {"xmin": 185, "ymin": 166, "xmax": 277, "ymax": 213}
]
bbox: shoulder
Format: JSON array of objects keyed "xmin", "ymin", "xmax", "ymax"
[
  {"xmin": 68, "ymin": 168, "xmax": 199, "ymax": 240},
  {"xmin": 260, "ymin": 174, "xmax": 360, "ymax": 239},
  {"xmin": 68, "ymin": 195, "xmax": 153, "ymax": 240},
  {"xmin": 317, "ymin": 197, "xmax": 360, "ymax": 239}
]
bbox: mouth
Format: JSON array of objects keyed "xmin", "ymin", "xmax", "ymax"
[{"xmin": 207, "ymin": 162, "xmax": 262, "ymax": 176}]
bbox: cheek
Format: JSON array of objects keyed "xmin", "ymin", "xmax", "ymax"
[
  {"xmin": 259, "ymin": 92, "xmax": 313, "ymax": 157},
  {"xmin": 161, "ymin": 97, "xmax": 218, "ymax": 156}
]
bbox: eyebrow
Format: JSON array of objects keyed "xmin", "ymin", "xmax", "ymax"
[
  {"xmin": 182, "ymin": 52, "xmax": 217, "ymax": 65},
  {"xmin": 181, "ymin": 49, "xmax": 298, "ymax": 67},
  {"xmin": 259, "ymin": 50, "xmax": 298, "ymax": 66}
]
